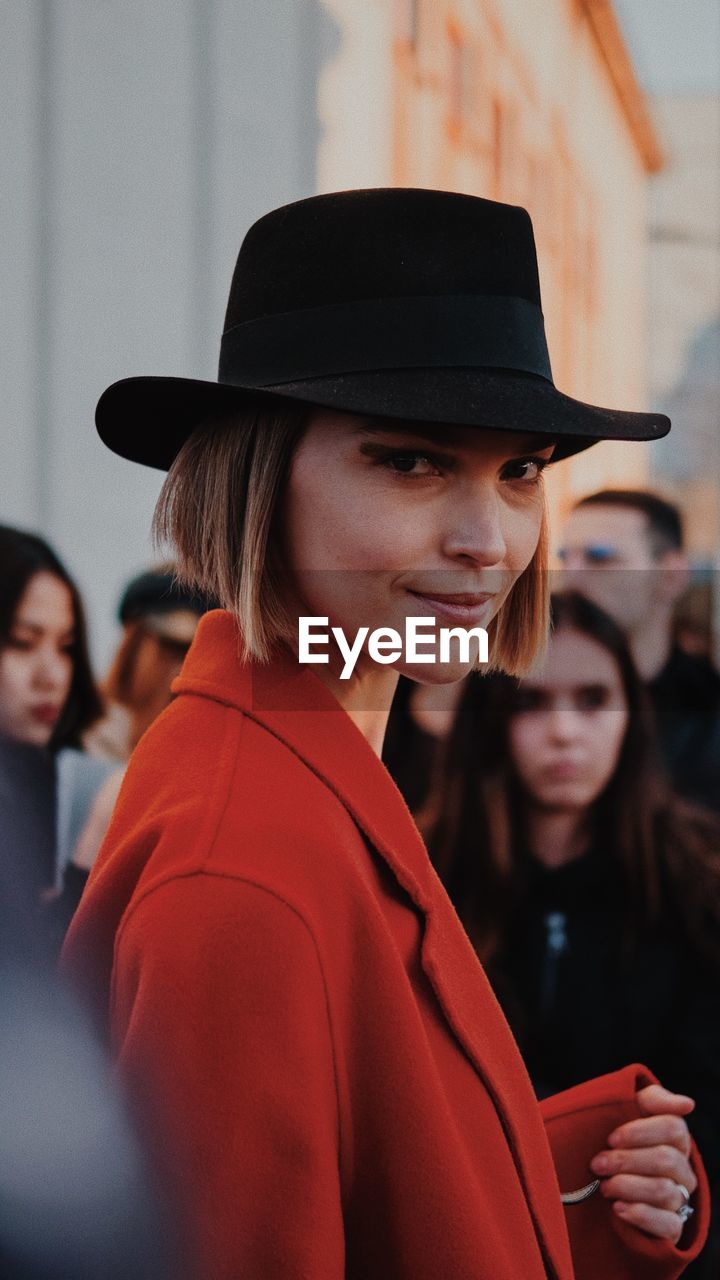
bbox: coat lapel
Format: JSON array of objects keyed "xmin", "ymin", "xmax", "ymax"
[{"xmin": 175, "ymin": 613, "xmax": 572, "ymax": 1280}]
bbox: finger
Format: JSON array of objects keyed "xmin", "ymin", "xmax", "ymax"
[
  {"xmin": 599, "ymin": 1175, "xmax": 689, "ymax": 1212},
  {"xmin": 612, "ymin": 1201, "xmax": 683, "ymax": 1244},
  {"xmin": 607, "ymin": 1115, "xmax": 691, "ymax": 1155},
  {"xmin": 591, "ymin": 1146, "xmax": 697, "ymax": 1192},
  {"xmin": 636, "ymin": 1085, "xmax": 695, "ymax": 1117}
]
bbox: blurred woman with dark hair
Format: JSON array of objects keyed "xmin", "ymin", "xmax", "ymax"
[
  {"xmin": 0, "ymin": 525, "xmax": 101, "ymax": 751},
  {"xmin": 0, "ymin": 525, "xmax": 111, "ymax": 947},
  {"xmin": 425, "ymin": 591, "xmax": 720, "ymax": 1277},
  {"xmin": 0, "ymin": 527, "xmax": 177, "ymax": 1277}
]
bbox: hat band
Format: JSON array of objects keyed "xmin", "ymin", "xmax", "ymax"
[{"xmin": 218, "ymin": 294, "xmax": 552, "ymax": 385}]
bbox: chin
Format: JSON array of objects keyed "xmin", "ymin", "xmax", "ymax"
[
  {"xmin": 17, "ymin": 723, "xmax": 54, "ymax": 749},
  {"xmin": 396, "ymin": 659, "xmax": 478, "ymax": 685},
  {"xmin": 536, "ymin": 784, "xmax": 596, "ymax": 811}
]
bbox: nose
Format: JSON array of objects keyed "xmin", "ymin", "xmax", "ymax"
[
  {"xmin": 33, "ymin": 644, "xmax": 70, "ymax": 694},
  {"xmin": 441, "ymin": 486, "xmax": 507, "ymax": 567},
  {"xmin": 546, "ymin": 702, "xmax": 582, "ymax": 743}
]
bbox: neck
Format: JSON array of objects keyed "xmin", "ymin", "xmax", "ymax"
[
  {"xmin": 526, "ymin": 807, "xmax": 591, "ymax": 870},
  {"xmin": 409, "ymin": 679, "xmax": 465, "ymax": 739},
  {"xmin": 310, "ymin": 660, "xmax": 400, "ymax": 756},
  {"xmin": 630, "ymin": 608, "xmax": 673, "ymax": 681}
]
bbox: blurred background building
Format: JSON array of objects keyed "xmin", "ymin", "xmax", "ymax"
[
  {"xmin": 617, "ymin": 0, "xmax": 720, "ymax": 649},
  {"xmin": 649, "ymin": 97, "xmax": 720, "ymax": 555},
  {"xmin": 2, "ymin": 0, "xmax": 718, "ymax": 664}
]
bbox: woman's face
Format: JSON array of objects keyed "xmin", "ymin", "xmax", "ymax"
[
  {"xmin": 284, "ymin": 411, "xmax": 553, "ymax": 683},
  {"xmin": 0, "ymin": 572, "xmax": 75, "ymax": 747},
  {"xmin": 507, "ymin": 626, "xmax": 629, "ymax": 812}
]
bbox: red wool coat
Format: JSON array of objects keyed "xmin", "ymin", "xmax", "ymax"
[{"xmin": 63, "ymin": 611, "xmax": 709, "ymax": 1279}]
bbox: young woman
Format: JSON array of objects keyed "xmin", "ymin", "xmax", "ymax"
[
  {"xmin": 63, "ymin": 189, "xmax": 709, "ymax": 1280},
  {"xmin": 425, "ymin": 590, "xmax": 720, "ymax": 1277},
  {"xmin": 0, "ymin": 525, "xmax": 111, "ymax": 946},
  {"xmin": 0, "ymin": 529, "xmax": 179, "ymax": 1277},
  {"xmin": 0, "ymin": 526, "xmax": 100, "ymax": 753}
]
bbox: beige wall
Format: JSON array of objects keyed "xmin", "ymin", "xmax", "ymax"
[
  {"xmin": 316, "ymin": 0, "xmax": 660, "ymax": 543},
  {"xmin": 0, "ymin": 0, "xmax": 337, "ymax": 668},
  {"xmin": 645, "ymin": 95, "xmax": 720, "ymax": 562}
]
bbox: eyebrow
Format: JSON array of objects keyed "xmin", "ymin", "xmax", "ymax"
[
  {"xmin": 13, "ymin": 619, "xmax": 76, "ymax": 639},
  {"xmin": 353, "ymin": 421, "xmax": 556, "ymax": 455}
]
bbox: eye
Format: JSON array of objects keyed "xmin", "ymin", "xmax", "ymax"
[
  {"xmin": 157, "ymin": 636, "xmax": 192, "ymax": 660},
  {"xmin": 501, "ymin": 456, "xmax": 548, "ymax": 483},
  {"xmin": 584, "ymin": 545, "xmax": 618, "ymax": 565},
  {"xmin": 511, "ymin": 687, "xmax": 547, "ymax": 714},
  {"xmin": 7, "ymin": 635, "xmax": 33, "ymax": 652},
  {"xmin": 575, "ymin": 685, "xmax": 611, "ymax": 711},
  {"xmin": 383, "ymin": 451, "xmax": 442, "ymax": 477}
]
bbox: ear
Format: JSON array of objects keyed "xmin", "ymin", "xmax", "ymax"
[{"xmin": 655, "ymin": 549, "xmax": 690, "ymax": 605}]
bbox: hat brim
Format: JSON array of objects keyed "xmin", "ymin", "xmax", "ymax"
[{"xmin": 96, "ymin": 370, "xmax": 670, "ymax": 470}]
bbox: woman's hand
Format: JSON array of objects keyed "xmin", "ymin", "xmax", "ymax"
[{"xmin": 590, "ymin": 1085, "xmax": 697, "ymax": 1244}]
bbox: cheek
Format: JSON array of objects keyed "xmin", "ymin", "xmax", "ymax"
[
  {"xmin": 591, "ymin": 711, "xmax": 628, "ymax": 782},
  {"xmin": 285, "ymin": 460, "xmax": 391, "ymax": 575},
  {"xmin": 284, "ymin": 475, "xmax": 385, "ymax": 634},
  {"xmin": 0, "ymin": 654, "xmax": 30, "ymax": 707},
  {"xmin": 501, "ymin": 494, "xmax": 544, "ymax": 572},
  {"xmin": 0, "ymin": 654, "xmax": 42, "ymax": 741},
  {"xmin": 507, "ymin": 717, "xmax": 544, "ymax": 782},
  {"xmin": 568, "ymin": 574, "xmax": 643, "ymax": 629},
  {"xmin": 59, "ymin": 654, "xmax": 74, "ymax": 697}
]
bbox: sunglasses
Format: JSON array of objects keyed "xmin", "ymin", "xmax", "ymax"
[{"xmin": 556, "ymin": 544, "xmax": 621, "ymax": 565}]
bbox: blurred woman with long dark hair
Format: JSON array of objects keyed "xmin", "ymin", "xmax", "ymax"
[
  {"xmin": 0, "ymin": 525, "xmax": 101, "ymax": 752},
  {"xmin": 0, "ymin": 525, "xmax": 176, "ymax": 1277},
  {"xmin": 425, "ymin": 590, "xmax": 720, "ymax": 1276},
  {"xmin": 0, "ymin": 525, "xmax": 109, "ymax": 946}
]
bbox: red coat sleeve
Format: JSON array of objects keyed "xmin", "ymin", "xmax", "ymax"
[
  {"xmin": 110, "ymin": 874, "xmax": 345, "ymax": 1280},
  {"xmin": 540, "ymin": 1065, "xmax": 711, "ymax": 1280}
]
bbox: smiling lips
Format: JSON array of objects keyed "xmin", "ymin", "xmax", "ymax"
[{"xmin": 406, "ymin": 589, "xmax": 495, "ymax": 623}]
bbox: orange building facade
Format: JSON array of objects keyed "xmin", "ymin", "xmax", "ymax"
[{"xmin": 317, "ymin": 0, "xmax": 663, "ymax": 534}]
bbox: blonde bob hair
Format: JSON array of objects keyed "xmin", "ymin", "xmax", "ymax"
[{"xmin": 153, "ymin": 400, "xmax": 549, "ymax": 676}]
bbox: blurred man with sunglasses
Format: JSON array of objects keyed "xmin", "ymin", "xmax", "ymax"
[{"xmin": 559, "ymin": 490, "xmax": 720, "ymax": 812}]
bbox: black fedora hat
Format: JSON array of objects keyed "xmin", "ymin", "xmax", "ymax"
[{"xmin": 96, "ymin": 187, "xmax": 669, "ymax": 468}]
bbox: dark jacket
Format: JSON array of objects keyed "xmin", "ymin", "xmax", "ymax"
[
  {"xmin": 0, "ymin": 739, "xmax": 55, "ymax": 917},
  {"xmin": 486, "ymin": 843, "xmax": 720, "ymax": 1279},
  {"xmin": 382, "ymin": 675, "xmax": 440, "ymax": 811},
  {"xmin": 0, "ymin": 738, "xmax": 175, "ymax": 1278},
  {"xmin": 649, "ymin": 647, "xmax": 720, "ymax": 812}
]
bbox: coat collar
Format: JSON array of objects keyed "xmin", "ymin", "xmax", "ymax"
[{"xmin": 174, "ymin": 611, "xmax": 571, "ymax": 1279}]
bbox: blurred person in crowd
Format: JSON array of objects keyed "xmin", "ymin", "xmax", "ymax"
[
  {"xmin": 559, "ymin": 490, "xmax": 720, "ymax": 811},
  {"xmin": 60, "ymin": 570, "xmax": 215, "ymax": 920},
  {"xmin": 0, "ymin": 526, "xmax": 114, "ymax": 952},
  {"xmin": 0, "ymin": 877, "xmax": 180, "ymax": 1279},
  {"xmin": 64, "ymin": 190, "xmax": 710, "ymax": 1279},
  {"xmin": 425, "ymin": 591, "xmax": 720, "ymax": 1278},
  {"xmin": 0, "ymin": 530, "xmax": 177, "ymax": 1276},
  {"xmin": 673, "ymin": 581, "xmax": 715, "ymax": 663},
  {"xmin": 84, "ymin": 567, "xmax": 214, "ymax": 763},
  {"xmin": 382, "ymin": 675, "xmax": 465, "ymax": 811},
  {"xmin": 0, "ymin": 734, "xmax": 179, "ymax": 1280}
]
